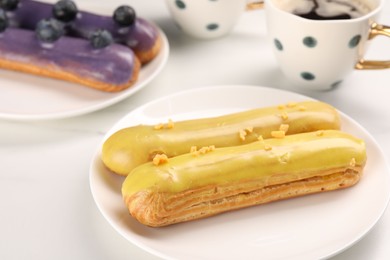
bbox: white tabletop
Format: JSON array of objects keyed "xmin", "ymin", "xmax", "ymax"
[{"xmin": 1, "ymin": 0, "xmax": 389, "ymax": 259}]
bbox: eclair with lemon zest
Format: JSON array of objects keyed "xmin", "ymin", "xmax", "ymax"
[
  {"xmin": 102, "ymin": 101, "xmax": 341, "ymax": 176},
  {"xmin": 122, "ymin": 130, "xmax": 366, "ymax": 227}
]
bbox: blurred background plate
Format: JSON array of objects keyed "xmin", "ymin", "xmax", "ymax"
[{"xmin": 0, "ymin": 26, "xmax": 169, "ymax": 121}]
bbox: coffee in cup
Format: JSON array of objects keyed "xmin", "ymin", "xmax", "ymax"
[{"xmin": 279, "ymin": 0, "xmax": 372, "ymax": 20}]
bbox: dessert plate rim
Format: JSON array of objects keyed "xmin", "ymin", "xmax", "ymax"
[{"xmin": 89, "ymin": 85, "xmax": 390, "ymax": 260}]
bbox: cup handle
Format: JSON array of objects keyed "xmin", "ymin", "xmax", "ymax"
[
  {"xmin": 246, "ymin": 1, "xmax": 264, "ymax": 10},
  {"xmin": 355, "ymin": 23, "xmax": 390, "ymax": 70}
]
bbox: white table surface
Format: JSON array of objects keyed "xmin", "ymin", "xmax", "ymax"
[{"xmin": 1, "ymin": 1, "xmax": 389, "ymax": 259}]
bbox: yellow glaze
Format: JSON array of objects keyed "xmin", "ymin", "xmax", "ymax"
[
  {"xmin": 122, "ymin": 130, "xmax": 366, "ymax": 197},
  {"xmin": 103, "ymin": 101, "xmax": 341, "ymax": 175}
]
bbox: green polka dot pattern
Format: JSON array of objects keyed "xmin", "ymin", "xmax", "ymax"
[
  {"xmin": 349, "ymin": 35, "xmax": 361, "ymax": 48},
  {"xmin": 173, "ymin": 1, "xmax": 221, "ymax": 33},
  {"xmin": 207, "ymin": 23, "xmax": 219, "ymax": 30},
  {"xmin": 175, "ymin": 0, "xmax": 185, "ymax": 9},
  {"xmin": 331, "ymin": 80, "xmax": 343, "ymax": 88},
  {"xmin": 303, "ymin": 36, "xmax": 317, "ymax": 48},
  {"xmin": 274, "ymin": 39, "xmax": 283, "ymax": 51},
  {"xmin": 273, "ymin": 34, "xmax": 365, "ymax": 84},
  {"xmin": 301, "ymin": 72, "xmax": 315, "ymax": 81}
]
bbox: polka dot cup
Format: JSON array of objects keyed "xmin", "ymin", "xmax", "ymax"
[
  {"xmin": 265, "ymin": 0, "xmax": 390, "ymax": 90},
  {"xmin": 165, "ymin": 0, "xmax": 263, "ymax": 39}
]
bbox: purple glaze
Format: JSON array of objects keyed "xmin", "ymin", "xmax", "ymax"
[
  {"xmin": 7, "ymin": 0, "xmax": 158, "ymax": 53},
  {"xmin": 0, "ymin": 28, "xmax": 136, "ymax": 86},
  {"xmin": 7, "ymin": 0, "xmax": 52, "ymax": 29}
]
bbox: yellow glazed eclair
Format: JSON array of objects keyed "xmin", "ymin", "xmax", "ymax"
[
  {"xmin": 122, "ymin": 130, "xmax": 366, "ymax": 227},
  {"xmin": 102, "ymin": 101, "xmax": 341, "ymax": 175}
]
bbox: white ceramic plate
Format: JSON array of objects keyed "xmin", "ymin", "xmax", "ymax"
[
  {"xmin": 89, "ymin": 85, "xmax": 390, "ymax": 260},
  {"xmin": 0, "ymin": 27, "xmax": 169, "ymax": 121}
]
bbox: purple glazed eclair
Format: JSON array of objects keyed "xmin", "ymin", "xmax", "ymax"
[
  {"xmin": 0, "ymin": 16, "xmax": 140, "ymax": 92},
  {"xmin": 4, "ymin": 0, "xmax": 161, "ymax": 64}
]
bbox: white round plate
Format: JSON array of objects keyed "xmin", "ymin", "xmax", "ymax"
[
  {"xmin": 0, "ymin": 27, "xmax": 169, "ymax": 121},
  {"xmin": 89, "ymin": 85, "xmax": 390, "ymax": 260}
]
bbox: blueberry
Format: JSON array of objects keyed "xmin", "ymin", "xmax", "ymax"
[
  {"xmin": 0, "ymin": 0, "xmax": 19, "ymax": 11},
  {"xmin": 113, "ymin": 5, "xmax": 136, "ymax": 26},
  {"xmin": 90, "ymin": 29, "xmax": 113, "ymax": 49},
  {"xmin": 35, "ymin": 18, "xmax": 64, "ymax": 43},
  {"xmin": 53, "ymin": 0, "xmax": 78, "ymax": 22},
  {"xmin": 0, "ymin": 9, "xmax": 8, "ymax": 32}
]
